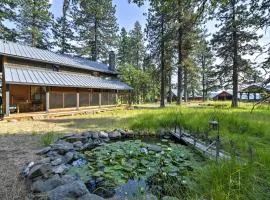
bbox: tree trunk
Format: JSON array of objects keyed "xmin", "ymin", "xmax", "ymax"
[
  {"xmin": 177, "ymin": 0, "xmax": 183, "ymax": 105},
  {"xmin": 184, "ymin": 67, "xmax": 188, "ymax": 102},
  {"xmin": 202, "ymin": 55, "xmax": 206, "ymax": 101},
  {"xmin": 160, "ymin": 0, "xmax": 165, "ymax": 108},
  {"xmin": 168, "ymin": 70, "xmax": 172, "ymax": 104},
  {"xmin": 92, "ymin": 19, "xmax": 98, "ymax": 61},
  {"xmin": 231, "ymin": 0, "xmax": 238, "ymax": 108}
]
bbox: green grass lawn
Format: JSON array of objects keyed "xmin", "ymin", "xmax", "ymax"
[{"xmin": 1, "ymin": 101, "xmax": 270, "ymax": 199}]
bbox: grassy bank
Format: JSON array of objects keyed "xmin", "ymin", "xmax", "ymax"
[{"xmin": 1, "ymin": 102, "xmax": 269, "ymax": 199}]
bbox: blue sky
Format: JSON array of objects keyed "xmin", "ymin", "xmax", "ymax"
[{"xmin": 50, "ymin": 0, "xmax": 149, "ymax": 31}]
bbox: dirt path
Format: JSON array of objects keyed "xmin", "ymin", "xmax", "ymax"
[{"xmin": 0, "ymin": 135, "xmax": 42, "ymax": 200}]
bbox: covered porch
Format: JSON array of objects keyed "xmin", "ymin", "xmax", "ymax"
[{"xmin": 1, "ymin": 65, "xmax": 132, "ymax": 117}]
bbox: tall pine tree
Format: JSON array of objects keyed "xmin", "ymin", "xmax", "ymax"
[
  {"xmin": 17, "ymin": 0, "xmax": 52, "ymax": 49},
  {"xmin": 129, "ymin": 21, "xmax": 145, "ymax": 68},
  {"xmin": 52, "ymin": 0, "xmax": 74, "ymax": 54},
  {"xmin": 73, "ymin": 0, "xmax": 118, "ymax": 61},
  {"xmin": 212, "ymin": 0, "xmax": 261, "ymax": 107},
  {"xmin": 117, "ymin": 27, "xmax": 130, "ymax": 66},
  {"xmin": 0, "ymin": 0, "xmax": 18, "ymax": 41}
]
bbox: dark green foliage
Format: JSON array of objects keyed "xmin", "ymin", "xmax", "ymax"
[
  {"xmin": 73, "ymin": 0, "xmax": 118, "ymax": 61},
  {"xmin": 129, "ymin": 21, "xmax": 146, "ymax": 68},
  {"xmin": 0, "ymin": 0, "xmax": 18, "ymax": 41},
  {"xmin": 211, "ymin": 0, "xmax": 262, "ymax": 107},
  {"xmin": 52, "ymin": 0, "xmax": 74, "ymax": 54},
  {"xmin": 16, "ymin": 0, "xmax": 52, "ymax": 49},
  {"xmin": 117, "ymin": 28, "xmax": 130, "ymax": 66}
]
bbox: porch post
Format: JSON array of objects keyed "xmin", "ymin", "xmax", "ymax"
[
  {"xmin": 115, "ymin": 90, "xmax": 118, "ymax": 105},
  {"xmin": 5, "ymin": 84, "xmax": 10, "ymax": 116},
  {"xmin": 76, "ymin": 90, "xmax": 80, "ymax": 110},
  {"xmin": 46, "ymin": 87, "xmax": 50, "ymax": 113},
  {"xmin": 99, "ymin": 91, "xmax": 102, "ymax": 107}
]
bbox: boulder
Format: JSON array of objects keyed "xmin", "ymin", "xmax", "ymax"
[
  {"xmin": 59, "ymin": 133, "xmax": 75, "ymax": 140},
  {"xmin": 108, "ymin": 131, "xmax": 121, "ymax": 139},
  {"xmin": 65, "ymin": 136, "xmax": 87, "ymax": 143},
  {"xmin": 28, "ymin": 164, "xmax": 52, "ymax": 179},
  {"xmin": 32, "ymin": 174, "xmax": 75, "ymax": 193},
  {"xmin": 99, "ymin": 131, "xmax": 108, "ymax": 138},
  {"xmin": 64, "ymin": 151, "xmax": 74, "ymax": 163},
  {"xmin": 91, "ymin": 132, "xmax": 99, "ymax": 139},
  {"xmin": 36, "ymin": 147, "xmax": 51, "ymax": 155},
  {"xmin": 51, "ymin": 157, "xmax": 64, "ymax": 166},
  {"xmin": 141, "ymin": 194, "xmax": 158, "ymax": 200},
  {"xmin": 162, "ymin": 196, "xmax": 179, "ymax": 200},
  {"xmin": 52, "ymin": 164, "xmax": 68, "ymax": 174},
  {"xmin": 51, "ymin": 141, "xmax": 74, "ymax": 155},
  {"xmin": 81, "ymin": 142, "xmax": 95, "ymax": 151},
  {"xmin": 73, "ymin": 141, "xmax": 83, "ymax": 149},
  {"xmin": 147, "ymin": 145, "xmax": 162, "ymax": 152},
  {"xmin": 46, "ymin": 180, "xmax": 91, "ymax": 200}
]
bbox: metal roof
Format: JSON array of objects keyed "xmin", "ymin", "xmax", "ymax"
[
  {"xmin": 4, "ymin": 65, "xmax": 132, "ymax": 91},
  {"xmin": 0, "ymin": 40, "xmax": 117, "ymax": 74}
]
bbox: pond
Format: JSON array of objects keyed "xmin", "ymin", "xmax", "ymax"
[{"xmin": 67, "ymin": 138, "xmax": 204, "ymax": 199}]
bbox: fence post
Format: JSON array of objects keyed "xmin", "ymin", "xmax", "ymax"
[{"xmin": 216, "ymin": 134, "xmax": 220, "ymax": 161}]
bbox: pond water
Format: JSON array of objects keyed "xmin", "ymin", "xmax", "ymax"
[{"xmin": 67, "ymin": 138, "xmax": 204, "ymax": 199}]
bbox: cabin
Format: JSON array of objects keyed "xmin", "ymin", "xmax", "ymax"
[
  {"xmin": 210, "ymin": 91, "xmax": 233, "ymax": 101},
  {"xmin": 239, "ymin": 83, "xmax": 270, "ymax": 101},
  {"xmin": 0, "ymin": 40, "xmax": 132, "ymax": 117}
]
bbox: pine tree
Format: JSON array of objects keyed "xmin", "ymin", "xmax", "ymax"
[
  {"xmin": 194, "ymin": 34, "xmax": 216, "ymax": 101},
  {"xmin": 212, "ymin": 0, "xmax": 261, "ymax": 107},
  {"xmin": 117, "ymin": 28, "xmax": 130, "ymax": 66},
  {"xmin": 17, "ymin": 0, "xmax": 52, "ymax": 49},
  {"xmin": 169, "ymin": 0, "xmax": 208, "ymax": 105},
  {"xmin": 129, "ymin": 21, "xmax": 145, "ymax": 68},
  {"xmin": 0, "ymin": 0, "xmax": 18, "ymax": 41},
  {"xmin": 73, "ymin": 0, "xmax": 118, "ymax": 61},
  {"xmin": 52, "ymin": 0, "xmax": 74, "ymax": 54},
  {"xmin": 146, "ymin": 0, "xmax": 169, "ymax": 107}
]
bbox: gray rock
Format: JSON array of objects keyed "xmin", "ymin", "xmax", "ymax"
[
  {"xmin": 73, "ymin": 141, "xmax": 83, "ymax": 148},
  {"xmin": 60, "ymin": 133, "xmax": 75, "ymax": 140},
  {"xmin": 141, "ymin": 148, "xmax": 148, "ymax": 154},
  {"xmin": 28, "ymin": 164, "xmax": 52, "ymax": 179},
  {"xmin": 147, "ymin": 145, "xmax": 162, "ymax": 152},
  {"xmin": 37, "ymin": 147, "xmax": 51, "ymax": 155},
  {"xmin": 52, "ymin": 164, "xmax": 68, "ymax": 174},
  {"xmin": 36, "ymin": 157, "xmax": 51, "ymax": 165},
  {"xmin": 102, "ymin": 137, "xmax": 110, "ymax": 143},
  {"xmin": 51, "ymin": 141, "xmax": 74, "ymax": 155},
  {"xmin": 162, "ymin": 196, "xmax": 179, "ymax": 200},
  {"xmin": 65, "ymin": 136, "xmax": 86, "ymax": 143},
  {"xmin": 65, "ymin": 151, "xmax": 74, "ymax": 163},
  {"xmin": 46, "ymin": 180, "xmax": 90, "ymax": 200},
  {"xmin": 51, "ymin": 157, "xmax": 64, "ymax": 166},
  {"xmin": 91, "ymin": 132, "xmax": 99, "ymax": 139},
  {"xmin": 32, "ymin": 175, "xmax": 76, "ymax": 193},
  {"xmin": 78, "ymin": 193, "xmax": 104, "ymax": 200},
  {"xmin": 99, "ymin": 131, "xmax": 108, "ymax": 138},
  {"xmin": 108, "ymin": 131, "xmax": 121, "ymax": 139},
  {"xmin": 22, "ymin": 161, "xmax": 35, "ymax": 177},
  {"xmin": 81, "ymin": 142, "xmax": 95, "ymax": 151},
  {"xmin": 141, "ymin": 194, "xmax": 158, "ymax": 200}
]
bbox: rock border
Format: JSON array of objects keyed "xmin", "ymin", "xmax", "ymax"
[{"xmin": 22, "ymin": 129, "xmax": 172, "ymax": 200}]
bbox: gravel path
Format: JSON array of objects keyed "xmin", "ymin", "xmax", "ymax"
[{"xmin": 0, "ymin": 135, "xmax": 41, "ymax": 200}]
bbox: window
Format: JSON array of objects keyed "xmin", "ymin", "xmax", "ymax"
[{"xmin": 31, "ymin": 86, "xmax": 44, "ymax": 102}]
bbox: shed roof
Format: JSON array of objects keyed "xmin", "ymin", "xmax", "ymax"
[
  {"xmin": 0, "ymin": 40, "xmax": 117, "ymax": 74},
  {"xmin": 239, "ymin": 83, "xmax": 270, "ymax": 93},
  {"xmin": 4, "ymin": 65, "xmax": 132, "ymax": 91}
]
